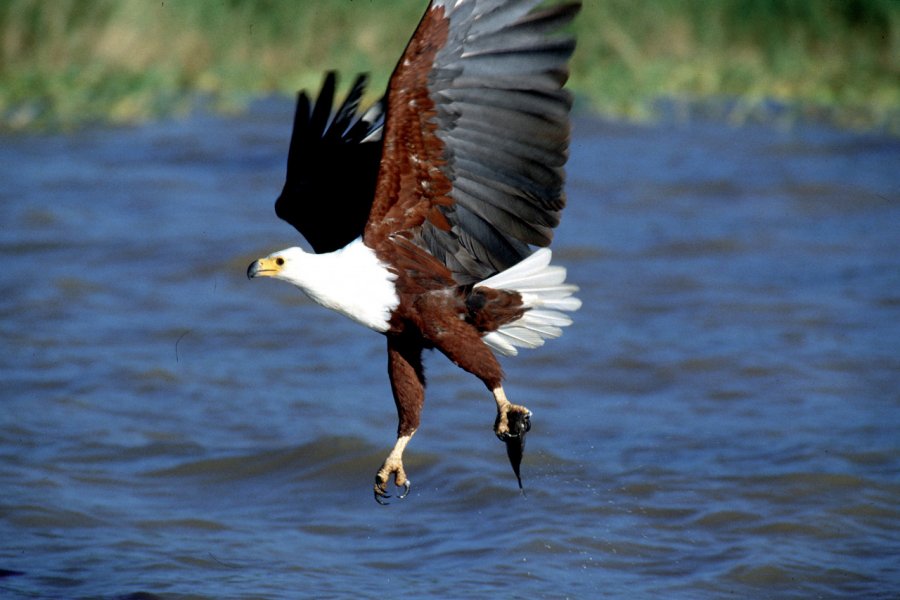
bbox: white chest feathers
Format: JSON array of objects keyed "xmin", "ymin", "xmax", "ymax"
[{"xmin": 270, "ymin": 238, "xmax": 399, "ymax": 332}]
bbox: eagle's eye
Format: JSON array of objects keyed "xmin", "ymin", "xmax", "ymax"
[{"xmin": 275, "ymin": 257, "xmax": 285, "ymax": 266}]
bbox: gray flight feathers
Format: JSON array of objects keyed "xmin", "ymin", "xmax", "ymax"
[{"xmin": 422, "ymin": 0, "xmax": 580, "ymax": 283}]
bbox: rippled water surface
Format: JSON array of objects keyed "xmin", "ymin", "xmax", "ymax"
[{"xmin": 2, "ymin": 101, "xmax": 899, "ymax": 599}]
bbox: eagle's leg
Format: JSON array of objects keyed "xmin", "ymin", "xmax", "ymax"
[
  {"xmin": 375, "ymin": 335, "xmax": 425, "ymax": 505},
  {"xmin": 423, "ymin": 315, "xmax": 532, "ymax": 489}
]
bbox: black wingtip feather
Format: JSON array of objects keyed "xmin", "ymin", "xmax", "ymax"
[
  {"xmin": 310, "ymin": 72, "xmax": 337, "ymax": 137},
  {"xmin": 274, "ymin": 72, "xmax": 386, "ymax": 253}
]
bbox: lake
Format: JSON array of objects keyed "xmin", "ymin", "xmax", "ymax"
[{"xmin": 1, "ymin": 99, "xmax": 898, "ymax": 599}]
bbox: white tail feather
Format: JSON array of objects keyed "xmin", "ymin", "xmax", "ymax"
[{"xmin": 476, "ymin": 248, "xmax": 581, "ymax": 356}]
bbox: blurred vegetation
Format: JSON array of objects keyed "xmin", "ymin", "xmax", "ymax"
[
  {"xmin": 576, "ymin": 0, "xmax": 900, "ymax": 130},
  {"xmin": 1, "ymin": 0, "xmax": 897, "ymax": 132}
]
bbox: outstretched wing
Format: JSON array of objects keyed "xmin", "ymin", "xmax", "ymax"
[
  {"xmin": 364, "ymin": 0, "xmax": 579, "ymax": 284},
  {"xmin": 275, "ymin": 72, "xmax": 386, "ymax": 254}
]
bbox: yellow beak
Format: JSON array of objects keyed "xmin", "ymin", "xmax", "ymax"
[{"xmin": 247, "ymin": 257, "xmax": 282, "ymax": 279}]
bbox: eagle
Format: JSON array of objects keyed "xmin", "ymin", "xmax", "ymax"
[{"xmin": 248, "ymin": 0, "xmax": 582, "ymax": 504}]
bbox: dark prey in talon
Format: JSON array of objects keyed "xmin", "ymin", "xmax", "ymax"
[
  {"xmin": 501, "ymin": 409, "xmax": 531, "ymax": 490},
  {"xmin": 247, "ymin": 0, "xmax": 582, "ymax": 503}
]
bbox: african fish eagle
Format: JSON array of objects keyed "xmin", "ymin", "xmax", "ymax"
[{"xmin": 248, "ymin": 0, "xmax": 582, "ymax": 504}]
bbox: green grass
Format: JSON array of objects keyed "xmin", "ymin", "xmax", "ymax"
[
  {"xmin": 1, "ymin": 0, "xmax": 898, "ymax": 132},
  {"xmin": 572, "ymin": 0, "xmax": 900, "ymax": 130}
]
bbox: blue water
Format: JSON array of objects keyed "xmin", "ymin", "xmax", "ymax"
[{"xmin": 1, "ymin": 100, "xmax": 899, "ymax": 599}]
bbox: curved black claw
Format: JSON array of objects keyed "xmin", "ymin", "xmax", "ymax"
[
  {"xmin": 498, "ymin": 410, "xmax": 531, "ymax": 490},
  {"xmin": 373, "ymin": 479, "xmax": 411, "ymax": 505},
  {"xmin": 397, "ymin": 480, "xmax": 411, "ymax": 499},
  {"xmin": 374, "ymin": 488, "xmax": 391, "ymax": 505}
]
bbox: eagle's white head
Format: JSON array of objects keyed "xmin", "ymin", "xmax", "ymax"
[
  {"xmin": 247, "ymin": 238, "xmax": 399, "ymax": 332},
  {"xmin": 246, "ymin": 246, "xmax": 306, "ymax": 283}
]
